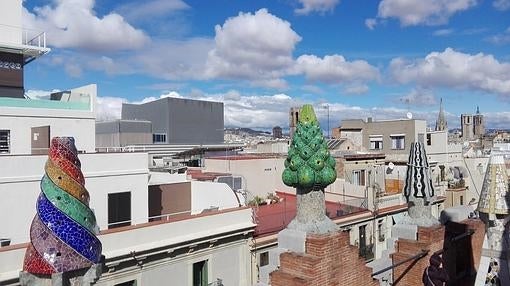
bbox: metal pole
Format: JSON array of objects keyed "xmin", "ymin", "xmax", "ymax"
[
  {"xmin": 371, "ymin": 249, "xmax": 429, "ymax": 277},
  {"xmin": 327, "ymin": 104, "xmax": 330, "ymax": 139}
]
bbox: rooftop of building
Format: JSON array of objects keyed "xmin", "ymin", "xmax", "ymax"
[
  {"xmin": 0, "ymin": 206, "xmax": 255, "ymax": 281},
  {"xmin": 253, "ymin": 191, "xmax": 368, "ymax": 237},
  {"xmin": 337, "ymin": 152, "xmax": 386, "ymax": 160},
  {"xmin": 187, "ymin": 169, "xmax": 231, "ymax": 181},
  {"xmin": 0, "ymin": 96, "xmax": 90, "ymax": 110},
  {"xmin": 206, "ymin": 153, "xmax": 285, "ymax": 160}
]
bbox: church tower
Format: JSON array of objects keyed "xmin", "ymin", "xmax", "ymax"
[{"xmin": 435, "ymin": 98, "xmax": 447, "ymax": 131}]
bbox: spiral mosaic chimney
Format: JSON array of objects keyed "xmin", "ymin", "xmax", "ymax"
[{"xmin": 23, "ymin": 137, "xmax": 102, "ymax": 275}]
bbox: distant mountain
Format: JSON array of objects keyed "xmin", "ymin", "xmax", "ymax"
[{"xmin": 225, "ymin": 127, "xmax": 271, "ymax": 136}]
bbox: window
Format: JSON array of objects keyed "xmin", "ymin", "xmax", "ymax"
[
  {"xmin": 0, "ymin": 130, "xmax": 10, "ymax": 154},
  {"xmin": 152, "ymin": 133, "xmax": 167, "ymax": 144},
  {"xmin": 460, "ymin": 195, "xmax": 464, "ymax": 206},
  {"xmin": 115, "ymin": 281, "xmax": 136, "ymax": 286},
  {"xmin": 218, "ymin": 176, "xmax": 242, "ymax": 191},
  {"xmin": 108, "ymin": 192, "xmax": 131, "ymax": 229},
  {"xmin": 391, "ymin": 135, "xmax": 405, "ymax": 150},
  {"xmin": 369, "ymin": 136, "xmax": 383, "ymax": 150},
  {"xmin": 193, "ymin": 260, "xmax": 208, "ymax": 286},
  {"xmin": 260, "ymin": 252, "xmax": 269, "ymax": 267},
  {"xmin": 377, "ymin": 220, "xmax": 385, "ymax": 242},
  {"xmin": 352, "ymin": 170, "xmax": 366, "ymax": 186},
  {"xmin": 427, "ymin": 134, "xmax": 432, "ymax": 146}
]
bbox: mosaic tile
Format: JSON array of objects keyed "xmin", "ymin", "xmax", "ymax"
[
  {"xmin": 30, "ymin": 215, "xmax": 92, "ymax": 272},
  {"xmin": 23, "ymin": 243, "xmax": 55, "ymax": 275},
  {"xmin": 23, "ymin": 137, "xmax": 102, "ymax": 275},
  {"xmin": 49, "ymin": 156, "xmax": 84, "ymax": 186},
  {"xmin": 45, "ymin": 160, "xmax": 89, "ymax": 205},
  {"xmin": 37, "ymin": 193, "xmax": 101, "ymax": 263},
  {"xmin": 41, "ymin": 175, "xmax": 97, "ymax": 233}
]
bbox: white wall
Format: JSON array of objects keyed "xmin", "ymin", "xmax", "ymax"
[
  {"xmin": 0, "ymin": 0, "xmax": 22, "ymax": 45},
  {"xmin": 463, "ymin": 157, "xmax": 490, "ymax": 203},
  {"xmin": 0, "ymin": 114, "xmax": 96, "ymax": 154},
  {"xmin": 0, "ymin": 85, "xmax": 97, "ymax": 154},
  {"xmin": 0, "ymin": 152, "xmax": 149, "ymax": 244},
  {"xmin": 190, "ymin": 181, "xmax": 240, "ymax": 214},
  {"xmin": 341, "ymin": 131, "xmax": 363, "ymax": 148},
  {"xmin": 204, "ymin": 157, "xmax": 294, "ymax": 198},
  {"xmin": 255, "ymin": 142, "xmax": 288, "ymax": 154}
]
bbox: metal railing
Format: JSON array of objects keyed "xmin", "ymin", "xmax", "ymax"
[
  {"xmin": 0, "ymin": 24, "xmax": 46, "ymax": 49},
  {"xmin": 106, "ymin": 207, "xmax": 235, "ymax": 229},
  {"xmin": 372, "ymin": 249, "xmax": 429, "ymax": 277}
]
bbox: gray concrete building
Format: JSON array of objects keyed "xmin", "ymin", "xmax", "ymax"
[
  {"xmin": 96, "ymin": 119, "xmax": 152, "ymax": 148},
  {"xmin": 122, "ymin": 97, "xmax": 224, "ymax": 144}
]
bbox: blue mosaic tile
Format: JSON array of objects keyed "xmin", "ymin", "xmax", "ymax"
[{"xmin": 36, "ymin": 193, "xmax": 102, "ymax": 263}]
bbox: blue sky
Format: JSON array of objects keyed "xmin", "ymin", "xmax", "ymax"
[{"xmin": 22, "ymin": 0, "xmax": 510, "ymax": 129}]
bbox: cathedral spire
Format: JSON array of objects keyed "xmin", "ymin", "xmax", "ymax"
[{"xmin": 435, "ymin": 98, "xmax": 447, "ymax": 131}]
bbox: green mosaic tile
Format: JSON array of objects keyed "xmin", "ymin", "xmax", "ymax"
[{"xmin": 41, "ymin": 175, "xmax": 98, "ymax": 234}]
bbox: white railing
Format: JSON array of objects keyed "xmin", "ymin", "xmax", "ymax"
[
  {"xmin": 0, "ymin": 24, "xmax": 47, "ymax": 50},
  {"xmin": 208, "ymin": 278, "xmax": 224, "ymax": 286},
  {"xmin": 376, "ymin": 193, "xmax": 404, "ymax": 210}
]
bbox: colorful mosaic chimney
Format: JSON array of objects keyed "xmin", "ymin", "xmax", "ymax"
[
  {"xmin": 23, "ymin": 137, "xmax": 102, "ymax": 275},
  {"xmin": 477, "ymin": 155, "xmax": 510, "ymax": 219},
  {"xmin": 402, "ymin": 142, "xmax": 439, "ymax": 227},
  {"xmin": 474, "ymin": 155, "xmax": 510, "ymax": 285},
  {"xmin": 282, "ymin": 104, "xmax": 337, "ymax": 234}
]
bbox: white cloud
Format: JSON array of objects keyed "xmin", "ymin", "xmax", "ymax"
[
  {"xmin": 25, "ymin": 89, "xmax": 60, "ymax": 100},
  {"xmin": 389, "ymin": 48, "xmax": 510, "ymax": 96},
  {"xmin": 397, "ymin": 88, "xmax": 437, "ymax": 106},
  {"xmin": 90, "ymin": 88, "xmax": 510, "ymax": 129},
  {"xmin": 96, "ymin": 96, "xmax": 127, "ymax": 121},
  {"xmin": 433, "ymin": 28, "xmax": 454, "ymax": 36},
  {"xmin": 205, "ymin": 9, "xmax": 301, "ymax": 89},
  {"xmin": 115, "ymin": 0, "xmax": 190, "ymax": 21},
  {"xmin": 375, "ymin": 0, "xmax": 477, "ymax": 26},
  {"xmin": 487, "ymin": 27, "xmax": 510, "ymax": 45},
  {"xmin": 365, "ymin": 18, "xmax": 377, "ymax": 30},
  {"xmin": 133, "ymin": 38, "xmax": 214, "ymax": 80},
  {"xmin": 343, "ymin": 84, "xmax": 370, "ymax": 94},
  {"xmin": 485, "ymin": 111, "xmax": 510, "ymax": 129},
  {"xmin": 301, "ymin": 85, "xmax": 325, "ymax": 94},
  {"xmin": 295, "ymin": 54, "xmax": 379, "ymax": 84},
  {"xmin": 23, "ymin": 0, "xmax": 149, "ymax": 52},
  {"xmin": 295, "ymin": 0, "xmax": 340, "ymax": 15},
  {"xmin": 493, "ymin": 0, "xmax": 510, "ymax": 10}
]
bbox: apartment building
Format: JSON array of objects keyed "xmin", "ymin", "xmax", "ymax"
[{"xmin": 336, "ymin": 118, "xmax": 427, "ymax": 162}]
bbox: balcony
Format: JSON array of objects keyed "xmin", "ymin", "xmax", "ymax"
[{"xmin": 0, "ymin": 24, "xmax": 50, "ymax": 64}]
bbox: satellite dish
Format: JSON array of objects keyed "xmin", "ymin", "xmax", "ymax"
[{"xmin": 406, "ymin": 112, "xmax": 413, "ymax": 119}]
